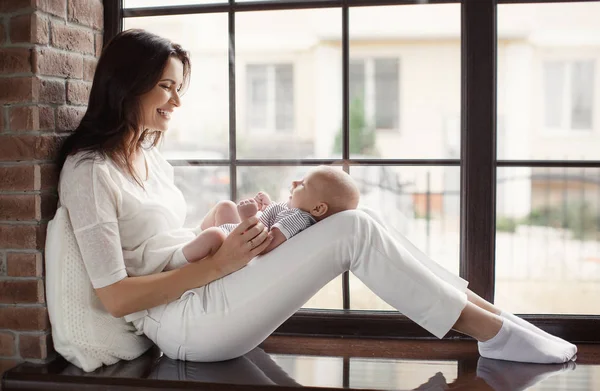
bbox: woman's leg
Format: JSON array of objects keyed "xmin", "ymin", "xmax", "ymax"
[
  {"xmin": 360, "ymin": 207, "xmax": 576, "ymax": 350},
  {"xmin": 200, "ymin": 201, "xmax": 240, "ymax": 230},
  {"xmin": 153, "ymin": 210, "xmax": 574, "ymax": 364}
]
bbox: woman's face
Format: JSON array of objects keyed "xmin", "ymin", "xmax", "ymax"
[{"xmin": 139, "ymin": 56, "xmax": 184, "ymax": 132}]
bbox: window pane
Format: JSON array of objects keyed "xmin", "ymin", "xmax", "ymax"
[
  {"xmin": 349, "ymin": 4, "xmax": 460, "ymax": 159},
  {"xmin": 247, "ymin": 65, "xmax": 268, "ymax": 129},
  {"xmin": 495, "ymin": 167, "xmax": 600, "ymax": 314},
  {"xmin": 275, "ymin": 64, "xmax": 294, "ymax": 132},
  {"xmin": 498, "ymin": 3, "xmax": 600, "ymax": 160},
  {"xmin": 124, "ymin": 14, "xmax": 230, "ymax": 159},
  {"xmin": 571, "ymin": 60, "xmax": 595, "ymax": 130},
  {"xmin": 349, "ymin": 166, "xmax": 460, "ymax": 310},
  {"xmin": 173, "ymin": 166, "xmax": 230, "ymax": 228},
  {"xmin": 374, "ymin": 58, "xmax": 399, "ymax": 129},
  {"xmin": 237, "ymin": 165, "xmax": 342, "ymax": 310},
  {"xmin": 543, "ymin": 61, "xmax": 565, "ymax": 128},
  {"xmin": 236, "ymin": 9, "xmax": 342, "ymax": 159},
  {"xmin": 124, "ymin": 0, "xmax": 224, "ymax": 8}
]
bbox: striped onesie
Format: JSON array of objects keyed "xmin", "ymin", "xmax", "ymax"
[{"xmin": 220, "ymin": 202, "xmax": 317, "ymax": 239}]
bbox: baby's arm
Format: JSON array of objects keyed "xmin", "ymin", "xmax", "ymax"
[{"xmin": 258, "ymin": 227, "xmax": 287, "ymax": 255}]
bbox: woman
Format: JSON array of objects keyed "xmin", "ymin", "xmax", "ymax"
[{"xmin": 56, "ymin": 29, "xmax": 576, "ymax": 365}]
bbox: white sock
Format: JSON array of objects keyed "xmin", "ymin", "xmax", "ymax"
[
  {"xmin": 501, "ymin": 311, "xmax": 577, "ymax": 352},
  {"xmin": 478, "ymin": 319, "xmax": 577, "ymax": 364},
  {"xmin": 477, "ymin": 357, "xmax": 576, "ymax": 391}
]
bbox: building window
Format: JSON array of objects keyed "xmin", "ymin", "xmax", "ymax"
[
  {"xmin": 349, "ymin": 58, "xmax": 399, "ymax": 130},
  {"xmin": 246, "ymin": 64, "xmax": 294, "ymax": 133},
  {"xmin": 544, "ymin": 60, "xmax": 595, "ymax": 131}
]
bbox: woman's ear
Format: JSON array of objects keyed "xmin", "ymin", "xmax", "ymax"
[{"xmin": 310, "ymin": 202, "xmax": 328, "ymax": 217}]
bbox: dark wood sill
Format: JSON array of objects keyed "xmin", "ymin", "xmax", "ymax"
[{"xmin": 3, "ymin": 335, "xmax": 600, "ymax": 391}]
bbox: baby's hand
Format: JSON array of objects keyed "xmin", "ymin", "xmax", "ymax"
[{"xmin": 254, "ymin": 192, "xmax": 272, "ymax": 211}]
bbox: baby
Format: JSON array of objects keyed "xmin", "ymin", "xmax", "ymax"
[{"xmin": 182, "ymin": 165, "xmax": 360, "ymax": 262}]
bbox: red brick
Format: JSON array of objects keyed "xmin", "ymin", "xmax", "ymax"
[
  {"xmin": 39, "ymin": 193, "xmax": 57, "ymax": 219},
  {"xmin": 33, "ymin": 48, "xmax": 83, "ymax": 78},
  {"xmin": 7, "ymin": 253, "xmax": 42, "ymax": 277},
  {"xmin": 0, "ymin": 48, "xmax": 32, "ymax": 75},
  {"xmin": 0, "ymin": 280, "xmax": 44, "ymax": 304},
  {"xmin": 0, "ymin": 166, "xmax": 35, "ymax": 191},
  {"xmin": 39, "ymin": 164, "xmax": 59, "ymax": 191},
  {"xmin": 0, "ymin": 307, "xmax": 48, "ymax": 331},
  {"xmin": 8, "ymin": 106, "xmax": 55, "ymax": 131},
  {"xmin": 0, "ymin": 332, "xmax": 16, "ymax": 356},
  {"xmin": 0, "ymin": 0, "xmax": 31, "ymax": 13},
  {"xmin": 35, "ymin": 0, "xmax": 67, "ymax": 18},
  {"xmin": 36, "ymin": 77, "xmax": 66, "ymax": 105},
  {"xmin": 0, "ymin": 224, "xmax": 38, "ymax": 249},
  {"xmin": 0, "ymin": 195, "xmax": 36, "ymax": 220},
  {"xmin": 0, "ymin": 23, "xmax": 5, "ymax": 46},
  {"xmin": 57, "ymin": 105, "xmax": 85, "ymax": 131},
  {"xmin": 51, "ymin": 22, "xmax": 94, "ymax": 55},
  {"xmin": 0, "ymin": 135, "xmax": 62, "ymax": 162},
  {"xmin": 10, "ymin": 12, "xmax": 49, "ymax": 45},
  {"xmin": 66, "ymin": 80, "xmax": 91, "ymax": 105},
  {"xmin": 0, "ymin": 77, "xmax": 35, "ymax": 104},
  {"xmin": 83, "ymin": 57, "xmax": 97, "ymax": 81},
  {"xmin": 68, "ymin": 0, "xmax": 103, "ymax": 30},
  {"xmin": 95, "ymin": 32, "xmax": 103, "ymax": 57},
  {"xmin": 19, "ymin": 333, "xmax": 53, "ymax": 359}
]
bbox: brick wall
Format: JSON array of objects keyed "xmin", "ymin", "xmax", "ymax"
[{"xmin": 0, "ymin": 0, "xmax": 103, "ymax": 377}]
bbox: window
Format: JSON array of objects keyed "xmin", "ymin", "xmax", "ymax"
[
  {"xmin": 246, "ymin": 64, "xmax": 294, "ymax": 133},
  {"xmin": 112, "ymin": 0, "xmax": 600, "ymax": 342},
  {"xmin": 544, "ymin": 60, "xmax": 595, "ymax": 131},
  {"xmin": 349, "ymin": 58, "xmax": 399, "ymax": 130}
]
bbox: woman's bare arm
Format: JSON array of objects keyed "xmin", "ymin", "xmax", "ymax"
[
  {"xmin": 96, "ymin": 216, "xmax": 272, "ymax": 318},
  {"xmin": 96, "ymin": 258, "xmax": 224, "ymax": 318}
]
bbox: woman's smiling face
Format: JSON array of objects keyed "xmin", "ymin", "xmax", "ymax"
[{"xmin": 139, "ymin": 56, "xmax": 184, "ymax": 132}]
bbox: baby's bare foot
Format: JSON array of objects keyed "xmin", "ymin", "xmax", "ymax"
[{"xmin": 238, "ymin": 199, "xmax": 259, "ymax": 220}]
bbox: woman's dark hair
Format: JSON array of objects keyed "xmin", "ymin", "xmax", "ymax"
[{"xmin": 56, "ymin": 29, "xmax": 191, "ymax": 186}]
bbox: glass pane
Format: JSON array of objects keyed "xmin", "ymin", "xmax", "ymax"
[
  {"xmin": 498, "ymin": 3, "xmax": 600, "ymax": 160},
  {"xmin": 124, "ymin": 0, "xmax": 224, "ymax": 7},
  {"xmin": 124, "ymin": 14, "xmax": 230, "ymax": 159},
  {"xmin": 237, "ymin": 165, "xmax": 343, "ymax": 309},
  {"xmin": 543, "ymin": 62, "xmax": 565, "ymax": 129},
  {"xmin": 495, "ymin": 167, "xmax": 600, "ymax": 314},
  {"xmin": 349, "ymin": 4, "xmax": 461, "ymax": 159},
  {"xmin": 236, "ymin": 9, "xmax": 342, "ymax": 159},
  {"xmin": 349, "ymin": 359, "xmax": 457, "ymax": 390},
  {"xmin": 571, "ymin": 60, "xmax": 594, "ymax": 130},
  {"xmin": 173, "ymin": 166, "xmax": 230, "ymax": 228},
  {"xmin": 349, "ymin": 166, "xmax": 460, "ymax": 310},
  {"xmin": 374, "ymin": 58, "xmax": 399, "ymax": 129}
]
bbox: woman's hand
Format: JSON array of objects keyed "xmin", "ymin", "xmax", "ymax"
[{"xmin": 210, "ymin": 216, "xmax": 272, "ymax": 275}]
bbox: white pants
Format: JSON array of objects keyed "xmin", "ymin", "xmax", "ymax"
[{"xmin": 136, "ymin": 208, "xmax": 468, "ymax": 361}]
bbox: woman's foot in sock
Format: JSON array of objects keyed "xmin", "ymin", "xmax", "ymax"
[
  {"xmin": 500, "ymin": 311, "xmax": 577, "ymax": 353},
  {"xmin": 477, "ymin": 357, "xmax": 576, "ymax": 391},
  {"xmin": 478, "ymin": 319, "xmax": 577, "ymax": 364}
]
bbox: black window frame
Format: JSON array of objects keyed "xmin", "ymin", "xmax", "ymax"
[{"xmin": 104, "ymin": 0, "xmax": 600, "ymax": 343}]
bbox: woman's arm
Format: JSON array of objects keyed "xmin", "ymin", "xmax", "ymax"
[
  {"xmin": 96, "ymin": 257, "xmax": 224, "ymax": 318},
  {"xmin": 96, "ymin": 216, "xmax": 272, "ymax": 318}
]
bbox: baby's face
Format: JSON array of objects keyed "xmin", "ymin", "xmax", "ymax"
[{"xmin": 287, "ymin": 170, "xmax": 322, "ymax": 212}]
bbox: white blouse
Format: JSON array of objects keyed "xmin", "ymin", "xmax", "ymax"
[{"xmin": 59, "ymin": 147, "xmax": 198, "ymax": 293}]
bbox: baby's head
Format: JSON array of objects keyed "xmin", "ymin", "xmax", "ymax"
[{"xmin": 288, "ymin": 165, "xmax": 360, "ymax": 221}]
